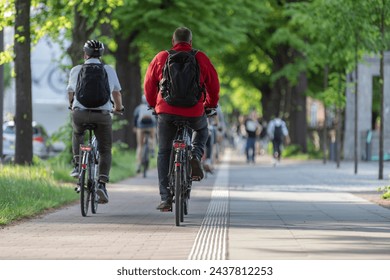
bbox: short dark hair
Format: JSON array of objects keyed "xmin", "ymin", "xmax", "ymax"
[{"xmin": 173, "ymin": 27, "xmax": 192, "ymax": 43}]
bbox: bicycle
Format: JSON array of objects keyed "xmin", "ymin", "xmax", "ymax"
[
  {"xmin": 165, "ymin": 108, "xmax": 217, "ymax": 226},
  {"xmin": 166, "ymin": 120, "xmax": 193, "ymax": 226},
  {"xmin": 74, "ymin": 123, "xmax": 100, "ymax": 217}
]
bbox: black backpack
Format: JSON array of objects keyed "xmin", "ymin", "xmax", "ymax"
[
  {"xmin": 273, "ymin": 124, "xmax": 284, "ymax": 141},
  {"xmin": 159, "ymin": 49, "xmax": 205, "ymax": 107},
  {"xmin": 75, "ymin": 63, "xmax": 111, "ymax": 108}
]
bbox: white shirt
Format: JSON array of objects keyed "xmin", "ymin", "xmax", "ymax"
[
  {"xmin": 67, "ymin": 58, "xmax": 121, "ymax": 110},
  {"xmin": 267, "ymin": 118, "xmax": 288, "ymax": 140}
]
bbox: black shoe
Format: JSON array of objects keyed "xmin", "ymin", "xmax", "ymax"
[
  {"xmin": 156, "ymin": 199, "xmax": 172, "ymax": 211},
  {"xmin": 190, "ymin": 156, "xmax": 204, "ymax": 181},
  {"xmin": 97, "ymin": 183, "xmax": 109, "ymax": 204},
  {"xmin": 70, "ymin": 165, "xmax": 79, "ymax": 178}
]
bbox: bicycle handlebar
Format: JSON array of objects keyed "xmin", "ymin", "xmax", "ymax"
[
  {"xmin": 68, "ymin": 107, "xmax": 125, "ymax": 116},
  {"xmin": 147, "ymin": 106, "xmax": 217, "ymax": 118}
]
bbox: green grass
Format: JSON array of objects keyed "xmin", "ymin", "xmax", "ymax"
[
  {"xmin": 0, "ymin": 165, "xmax": 77, "ymax": 225},
  {"xmin": 267, "ymin": 142, "xmax": 324, "ymax": 160}
]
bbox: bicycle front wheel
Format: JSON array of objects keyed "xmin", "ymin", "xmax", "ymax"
[
  {"xmin": 79, "ymin": 170, "xmax": 90, "ymax": 217},
  {"xmin": 91, "ymin": 153, "xmax": 99, "ymax": 214}
]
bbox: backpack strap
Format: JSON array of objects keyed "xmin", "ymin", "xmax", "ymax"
[{"xmin": 190, "ymin": 49, "xmax": 206, "ymax": 102}]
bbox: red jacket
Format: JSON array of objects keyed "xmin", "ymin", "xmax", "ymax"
[{"xmin": 144, "ymin": 42, "xmax": 220, "ymax": 117}]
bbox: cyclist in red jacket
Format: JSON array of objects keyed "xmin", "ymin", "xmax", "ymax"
[{"xmin": 144, "ymin": 27, "xmax": 220, "ymax": 211}]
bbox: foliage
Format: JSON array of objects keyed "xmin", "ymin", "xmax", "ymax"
[
  {"xmin": 281, "ymin": 140, "xmax": 323, "ymax": 160},
  {"xmin": 3, "ymin": 0, "xmax": 390, "ymax": 157},
  {"xmin": 378, "ymin": 186, "xmax": 390, "ymax": 199}
]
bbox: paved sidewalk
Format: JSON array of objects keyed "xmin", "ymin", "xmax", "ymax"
[
  {"xmin": 0, "ymin": 149, "xmax": 390, "ymax": 260},
  {"xmin": 227, "ymin": 151, "xmax": 390, "ymax": 259}
]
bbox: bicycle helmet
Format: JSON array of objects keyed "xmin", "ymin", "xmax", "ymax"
[{"xmin": 83, "ymin": 40, "xmax": 104, "ymax": 57}]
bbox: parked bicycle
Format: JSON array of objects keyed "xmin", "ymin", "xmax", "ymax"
[
  {"xmin": 74, "ymin": 123, "xmax": 100, "ymax": 217},
  {"xmin": 165, "ymin": 108, "xmax": 217, "ymax": 226}
]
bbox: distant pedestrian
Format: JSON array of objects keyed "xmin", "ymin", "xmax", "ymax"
[
  {"xmin": 244, "ymin": 110, "xmax": 262, "ymax": 164},
  {"xmin": 267, "ymin": 116, "xmax": 288, "ymax": 165},
  {"xmin": 258, "ymin": 119, "xmax": 268, "ymax": 155}
]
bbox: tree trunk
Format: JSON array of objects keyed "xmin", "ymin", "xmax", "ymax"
[
  {"xmin": 322, "ymin": 66, "xmax": 329, "ymax": 164},
  {"xmin": 378, "ymin": 1, "xmax": 385, "ymax": 180},
  {"xmin": 290, "ymin": 72, "xmax": 308, "ymax": 153},
  {"xmin": 113, "ymin": 33, "xmax": 141, "ymax": 149},
  {"xmin": 14, "ymin": 0, "xmax": 33, "ymax": 165},
  {"xmin": 336, "ymin": 73, "xmax": 343, "ymax": 168},
  {"xmin": 354, "ymin": 41, "xmax": 359, "ymax": 174},
  {"xmin": 263, "ymin": 47, "xmax": 308, "ymax": 153},
  {"xmin": 262, "ymin": 46, "xmax": 290, "ymax": 121},
  {"xmin": 66, "ymin": 5, "xmax": 95, "ymax": 66}
]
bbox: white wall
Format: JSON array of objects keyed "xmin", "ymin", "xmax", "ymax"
[{"xmin": 3, "ymin": 29, "xmax": 70, "ymax": 135}]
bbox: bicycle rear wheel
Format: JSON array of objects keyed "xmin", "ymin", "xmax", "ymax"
[
  {"xmin": 141, "ymin": 139, "xmax": 149, "ymax": 178},
  {"xmin": 180, "ymin": 189, "xmax": 185, "ymax": 222},
  {"xmin": 174, "ymin": 165, "xmax": 182, "ymax": 226},
  {"xmin": 183, "ymin": 150, "xmax": 191, "ymax": 216},
  {"xmin": 79, "ymin": 169, "xmax": 90, "ymax": 217},
  {"xmin": 91, "ymin": 182, "xmax": 98, "ymax": 214},
  {"xmin": 183, "ymin": 184, "xmax": 190, "ymax": 216}
]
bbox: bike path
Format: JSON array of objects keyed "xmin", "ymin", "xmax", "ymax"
[{"xmin": 1, "ymin": 149, "xmax": 390, "ymax": 260}]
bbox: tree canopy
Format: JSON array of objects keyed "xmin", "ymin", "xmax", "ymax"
[{"xmin": 1, "ymin": 0, "xmax": 390, "ymax": 160}]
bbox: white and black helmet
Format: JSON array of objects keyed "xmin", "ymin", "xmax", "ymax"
[{"xmin": 83, "ymin": 40, "xmax": 104, "ymax": 57}]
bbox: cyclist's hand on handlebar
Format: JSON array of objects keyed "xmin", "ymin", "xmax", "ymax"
[
  {"xmin": 113, "ymin": 106, "xmax": 125, "ymax": 115},
  {"xmin": 148, "ymin": 106, "xmax": 157, "ymax": 115},
  {"xmin": 205, "ymin": 107, "xmax": 217, "ymax": 117}
]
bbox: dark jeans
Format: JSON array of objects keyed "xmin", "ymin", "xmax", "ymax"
[
  {"xmin": 272, "ymin": 139, "xmax": 282, "ymax": 159},
  {"xmin": 245, "ymin": 136, "xmax": 256, "ymax": 162},
  {"xmin": 72, "ymin": 109, "xmax": 113, "ymax": 182},
  {"xmin": 157, "ymin": 113, "xmax": 208, "ymax": 200}
]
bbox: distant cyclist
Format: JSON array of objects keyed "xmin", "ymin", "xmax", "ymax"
[
  {"xmin": 67, "ymin": 39, "xmax": 124, "ymax": 204},
  {"xmin": 203, "ymin": 105, "xmax": 225, "ymax": 172},
  {"xmin": 267, "ymin": 116, "xmax": 289, "ymax": 164},
  {"xmin": 133, "ymin": 95, "xmax": 156, "ymax": 173},
  {"xmin": 144, "ymin": 27, "xmax": 220, "ymax": 211}
]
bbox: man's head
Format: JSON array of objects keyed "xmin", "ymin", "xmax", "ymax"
[
  {"xmin": 172, "ymin": 27, "xmax": 192, "ymax": 46},
  {"xmin": 83, "ymin": 40, "xmax": 104, "ymax": 59},
  {"xmin": 249, "ymin": 110, "xmax": 258, "ymax": 120}
]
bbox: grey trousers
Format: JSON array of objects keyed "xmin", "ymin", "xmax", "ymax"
[{"xmin": 71, "ymin": 109, "xmax": 112, "ymax": 182}]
